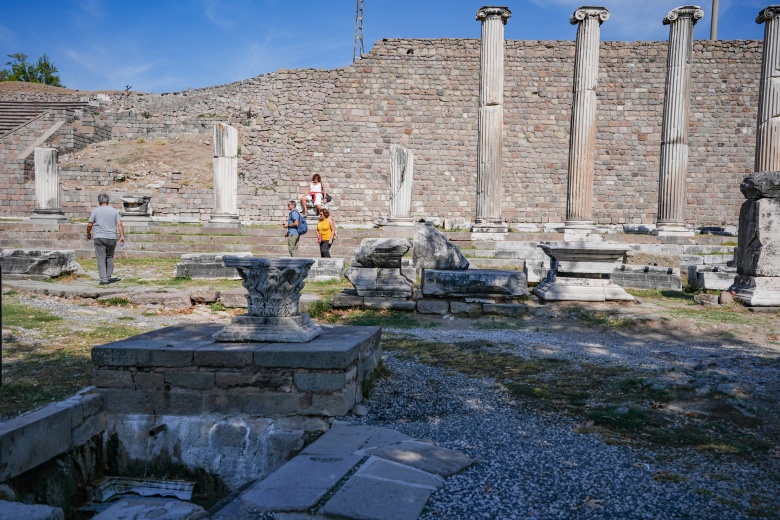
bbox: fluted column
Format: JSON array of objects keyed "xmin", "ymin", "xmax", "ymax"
[
  {"xmin": 387, "ymin": 144, "xmax": 415, "ymax": 226},
  {"xmin": 31, "ymin": 147, "xmax": 66, "ymax": 221},
  {"xmin": 565, "ymin": 7, "xmax": 609, "ymax": 233},
  {"xmin": 755, "ymin": 6, "xmax": 780, "ymax": 172},
  {"xmin": 209, "ymin": 123, "xmax": 240, "ymax": 226},
  {"xmin": 473, "ymin": 6, "xmax": 511, "ymax": 233},
  {"xmin": 655, "ymin": 6, "xmax": 703, "ymax": 237}
]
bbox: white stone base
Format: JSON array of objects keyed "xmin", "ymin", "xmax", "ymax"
[
  {"xmin": 563, "ymin": 229, "xmax": 603, "ymax": 243},
  {"xmin": 384, "ymin": 217, "xmax": 415, "ymax": 227},
  {"xmin": 213, "ymin": 313, "xmax": 322, "ymax": 342},
  {"xmin": 472, "ymin": 221, "xmax": 508, "ymax": 233},
  {"xmin": 533, "ymin": 273, "xmax": 634, "ymax": 302},
  {"xmin": 470, "ymin": 232, "xmax": 507, "ymax": 241},
  {"xmin": 731, "ymin": 275, "xmax": 780, "ymax": 306},
  {"xmin": 653, "ymin": 225, "xmax": 695, "ymax": 237},
  {"xmin": 29, "ymin": 210, "xmax": 67, "ymax": 223},
  {"xmin": 208, "ymin": 214, "xmax": 241, "ymax": 227}
]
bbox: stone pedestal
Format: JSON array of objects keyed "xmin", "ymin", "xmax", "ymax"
[
  {"xmin": 387, "ymin": 144, "xmax": 414, "ymax": 227},
  {"xmin": 655, "ymin": 6, "xmax": 703, "ymax": 237},
  {"xmin": 214, "ymin": 257, "xmax": 322, "ymax": 342},
  {"xmin": 564, "ymin": 7, "xmax": 609, "ymax": 233},
  {"xmin": 30, "ymin": 147, "xmax": 67, "ymax": 222},
  {"xmin": 345, "ymin": 267, "xmax": 414, "ymax": 298},
  {"xmin": 209, "ymin": 123, "xmax": 240, "ymax": 227},
  {"xmin": 730, "ymin": 171, "xmax": 780, "ymax": 306},
  {"xmin": 533, "ymin": 242, "xmax": 634, "ymax": 301},
  {"xmin": 473, "ymin": 6, "xmax": 511, "ymax": 233},
  {"xmin": 120, "ymin": 195, "xmax": 153, "ymax": 225}
]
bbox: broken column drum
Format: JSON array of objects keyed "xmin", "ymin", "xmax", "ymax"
[
  {"xmin": 31, "ymin": 147, "xmax": 66, "ymax": 221},
  {"xmin": 387, "ymin": 144, "xmax": 414, "ymax": 226},
  {"xmin": 755, "ymin": 6, "xmax": 780, "ymax": 172},
  {"xmin": 474, "ymin": 6, "xmax": 511, "ymax": 233},
  {"xmin": 120, "ymin": 196, "xmax": 152, "ymax": 217},
  {"xmin": 213, "ymin": 257, "xmax": 323, "ymax": 342},
  {"xmin": 564, "ymin": 7, "xmax": 609, "ymax": 231},
  {"xmin": 655, "ymin": 6, "xmax": 703, "ymax": 237},
  {"xmin": 210, "ymin": 123, "xmax": 240, "ymax": 225}
]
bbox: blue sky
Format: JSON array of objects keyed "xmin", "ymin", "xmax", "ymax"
[{"xmin": 0, "ymin": 0, "xmax": 769, "ymax": 93}]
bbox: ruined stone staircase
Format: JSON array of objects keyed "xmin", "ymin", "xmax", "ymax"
[{"xmin": 0, "ymin": 100, "xmax": 89, "ymax": 137}]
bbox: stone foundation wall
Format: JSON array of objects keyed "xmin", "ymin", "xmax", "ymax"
[{"xmin": 0, "ymin": 38, "xmax": 762, "ymax": 225}]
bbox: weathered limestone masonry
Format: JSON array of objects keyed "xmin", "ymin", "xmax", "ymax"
[
  {"xmin": 209, "ymin": 123, "xmax": 240, "ymax": 226},
  {"xmin": 474, "ymin": 6, "xmax": 511, "ymax": 233},
  {"xmin": 564, "ymin": 6, "xmax": 609, "ymax": 234},
  {"xmin": 0, "ymin": 39, "xmax": 762, "ymax": 226},
  {"xmin": 655, "ymin": 6, "xmax": 704, "ymax": 237}
]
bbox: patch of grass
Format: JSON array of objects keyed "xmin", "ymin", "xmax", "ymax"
[
  {"xmin": 671, "ymin": 307, "xmax": 751, "ymax": 324},
  {"xmin": 577, "ymin": 311, "xmax": 635, "ymax": 329},
  {"xmin": 307, "ymin": 299, "xmax": 332, "ymax": 320},
  {"xmin": 44, "ymin": 271, "xmax": 83, "ymax": 283},
  {"xmin": 588, "ymin": 406, "xmax": 654, "ymax": 431},
  {"xmin": 2, "ymin": 299, "xmax": 62, "ymax": 328},
  {"xmin": 3, "ymin": 289, "xmax": 17, "ymax": 297},
  {"xmin": 338, "ymin": 309, "xmax": 438, "ymax": 329},
  {"xmin": 303, "ymin": 279, "xmax": 352, "ymax": 299},
  {"xmin": 209, "ymin": 301, "xmax": 226, "ymax": 312},
  {"xmin": 98, "ymin": 297, "xmax": 131, "ymax": 307}
]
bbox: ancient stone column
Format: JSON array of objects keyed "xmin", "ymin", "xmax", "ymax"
[
  {"xmin": 755, "ymin": 6, "xmax": 780, "ymax": 172},
  {"xmin": 655, "ymin": 6, "xmax": 703, "ymax": 237},
  {"xmin": 564, "ymin": 6, "xmax": 609, "ymax": 234},
  {"xmin": 31, "ymin": 147, "xmax": 66, "ymax": 221},
  {"xmin": 209, "ymin": 123, "xmax": 240, "ymax": 226},
  {"xmin": 387, "ymin": 144, "xmax": 414, "ymax": 226},
  {"xmin": 473, "ymin": 6, "xmax": 511, "ymax": 233}
]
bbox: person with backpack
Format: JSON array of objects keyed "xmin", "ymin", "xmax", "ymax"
[{"xmin": 282, "ymin": 200, "xmax": 307, "ymax": 256}]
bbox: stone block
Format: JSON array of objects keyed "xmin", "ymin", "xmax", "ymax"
[
  {"xmin": 612, "ymin": 265, "xmax": 682, "ymax": 291},
  {"xmin": 363, "ymin": 297, "xmax": 417, "ymax": 310},
  {"xmin": 422, "ymin": 269, "xmax": 529, "ymax": 297},
  {"xmin": 687, "ymin": 265, "xmax": 736, "ymax": 291},
  {"xmin": 736, "ymin": 198, "xmax": 780, "ymax": 277},
  {"xmin": 214, "ymin": 367, "xmax": 292, "ymax": 389},
  {"xmin": 413, "ymin": 221, "xmax": 469, "ymax": 269},
  {"xmin": 71, "ymin": 413, "xmax": 107, "ymax": 447},
  {"xmin": 92, "ymin": 497, "xmax": 208, "ymax": 520},
  {"xmin": 449, "ymin": 301, "xmax": 482, "ymax": 316},
  {"xmin": 416, "ymin": 299, "xmax": 450, "ymax": 314},
  {"xmin": 165, "ymin": 371, "xmax": 216, "ymax": 390},
  {"xmin": 332, "ymin": 291, "xmax": 364, "ymax": 308},
  {"xmin": 322, "ymin": 474, "xmax": 433, "ymax": 520},
  {"xmin": 129, "ymin": 291, "xmax": 192, "ymax": 310},
  {"xmin": 366, "ymin": 440, "xmax": 475, "ymax": 476},
  {"xmin": 92, "ymin": 369, "xmax": 133, "ymax": 388},
  {"xmin": 133, "ymin": 371, "xmax": 165, "ymax": 390},
  {"xmin": 731, "ymin": 275, "xmax": 780, "ymax": 306},
  {"xmin": 344, "ymin": 267, "xmax": 413, "ymax": 297},
  {"xmin": 354, "ymin": 238, "xmax": 412, "ymax": 267},
  {"xmin": 294, "ymin": 367, "xmax": 356, "ymax": 393},
  {"xmin": 189, "ymin": 288, "xmax": 219, "ymax": 304},
  {"xmin": 194, "ymin": 344, "xmax": 256, "ymax": 368},
  {"xmin": 482, "ymin": 303, "xmax": 527, "ymax": 317},
  {"xmin": 0, "ymin": 402, "xmax": 73, "ymax": 482},
  {"xmin": 0, "ymin": 501, "xmax": 64, "ymax": 520},
  {"xmin": 220, "ymin": 288, "xmax": 248, "ymax": 308},
  {"xmin": 0, "ymin": 249, "xmax": 82, "ymax": 277}
]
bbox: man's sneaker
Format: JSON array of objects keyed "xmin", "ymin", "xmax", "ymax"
[
  {"xmin": 99, "ymin": 281, "xmax": 110, "ymax": 285},
  {"xmin": 108, "ymin": 277, "xmax": 122, "ymax": 283}
]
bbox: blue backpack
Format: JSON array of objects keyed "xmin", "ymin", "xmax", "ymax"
[{"xmin": 295, "ymin": 210, "xmax": 308, "ymax": 235}]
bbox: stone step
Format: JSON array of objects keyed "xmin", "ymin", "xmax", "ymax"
[{"xmin": 212, "ymin": 423, "xmax": 473, "ymax": 520}]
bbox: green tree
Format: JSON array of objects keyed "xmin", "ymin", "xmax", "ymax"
[{"xmin": 0, "ymin": 53, "xmax": 63, "ymax": 87}]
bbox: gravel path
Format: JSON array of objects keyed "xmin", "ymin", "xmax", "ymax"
[{"xmin": 349, "ymin": 351, "xmax": 780, "ymax": 519}]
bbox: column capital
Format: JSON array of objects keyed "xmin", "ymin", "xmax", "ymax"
[
  {"xmin": 757, "ymin": 5, "xmax": 780, "ymax": 24},
  {"xmin": 476, "ymin": 6, "xmax": 511, "ymax": 24},
  {"xmin": 664, "ymin": 6, "xmax": 704, "ymax": 25},
  {"xmin": 570, "ymin": 6, "xmax": 609, "ymax": 25}
]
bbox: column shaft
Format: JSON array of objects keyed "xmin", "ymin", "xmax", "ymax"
[
  {"xmin": 210, "ymin": 123, "xmax": 240, "ymax": 225},
  {"xmin": 32, "ymin": 147, "xmax": 66, "ymax": 220},
  {"xmin": 656, "ymin": 7, "xmax": 703, "ymax": 235},
  {"xmin": 565, "ymin": 7, "xmax": 609, "ymax": 229},
  {"xmin": 474, "ymin": 6, "xmax": 511, "ymax": 232},
  {"xmin": 755, "ymin": 6, "xmax": 780, "ymax": 172},
  {"xmin": 388, "ymin": 144, "xmax": 414, "ymax": 224}
]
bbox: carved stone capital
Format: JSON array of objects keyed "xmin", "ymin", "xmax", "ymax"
[
  {"xmin": 476, "ymin": 6, "xmax": 511, "ymax": 23},
  {"xmin": 664, "ymin": 6, "xmax": 704, "ymax": 25},
  {"xmin": 757, "ymin": 5, "xmax": 780, "ymax": 24},
  {"xmin": 570, "ymin": 6, "xmax": 610, "ymax": 25}
]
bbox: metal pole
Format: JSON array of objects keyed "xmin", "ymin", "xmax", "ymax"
[{"xmin": 711, "ymin": 0, "xmax": 718, "ymax": 40}]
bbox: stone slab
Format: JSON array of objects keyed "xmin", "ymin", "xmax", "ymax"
[
  {"xmin": 416, "ymin": 299, "xmax": 450, "ymax": 314},
  {"xmin": 228, "ymin": 454, "xmax": 363, "ymax": 513},
  {"xmin": 331, "ymin": 292, "xmax": 364, "ymax": 308},
  {"xmin": 449, "ymin": 301, "xmax": 482, "ymax": 316},
  {"xmin": 213, "ymin": 313, "xmax": 323, "ymax": 343},
  {"xmin": 301, "ymin": 423, "xmax": 413, "ymax": 457},
  {"xmin": 533, "ymin": 274, "xmax": 634, "ymax": 302},
  {"xmin": 0, "ymin": 249, "xmax": 82, "ymax": 277},
  {"xmin": 356, "ymin": 456, "xmax": 444, "ymax": 490},
  {"xmin": 687, "ymin": 265, "xmax": 736, "ymax": 291},
  {"xmin": 422, "ymin": 269, "xmax": 529, "ymax": 297},
  {"xmin": 731, "ymin": 275, "xmax": 780, "ymax": 306},
  {"xmin": 482, "ymin": 303, "xmax": 528, "ymax": 317},
  {"xmin": 92, "ymin": 497, "xmax": 208, "ymax": 520},
  {"xmin": 219, "ymin": 288, "xmax": 248, "ymax": 308},
  {"xmin": 0, "ymin": 500, "xmax": 64, "ymax": 520},
  {"xmin": 321, "ymin": 474, "xmax": 433, "ymax": 520},
  {"xmin": 363, "ymin": 297, "xmax": 417, "ymax": 310},
  {"xmin": 366, "ymin": 440, "xmax": 475, "ymax": 477}
]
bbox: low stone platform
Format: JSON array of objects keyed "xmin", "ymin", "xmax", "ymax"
[
  {"xmin": 213, "ymin": 422, "xmax": 474, "ymax": 520},
  {"xmin": 92, "ymin": 323, "xmax": 382, "ymax": 417}
]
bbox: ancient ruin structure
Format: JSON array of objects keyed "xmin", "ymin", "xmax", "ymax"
[
  {"xmin": 209, "ymin": 123, "xmax": 240, "ymax": 226},
  {"xmin": 655, "ymin": 6, "xmax": 704, "ymax": 237},
  {"xmin": 213, "ymin": 257, "xmax": 322, "ymax": 342},
  {"xmin": 754, "ymin": 5, "xmax": 780, "ymax": 172},
  {"xmin": 387, "ymin": 144, "xmax": 414, "ymax": 226},
  {"xmin": 473, "ymin": 6, "xmax": 511, "ymax": 233},
  {"xmin": 564, "ymin": 6, "xmax": 609, "ymax": 236},
  {"xmin": 30, "ymin": 147, "xmax": 66, "ymax": 222}
]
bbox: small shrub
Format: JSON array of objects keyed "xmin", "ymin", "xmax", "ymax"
[
  {"xmin": 135, "ymin": 138, "xmax": 146, "ymax": 144},
  {"xmin": 99, "ymin": 297, "xmax": 131, "ymax": 307},
  {"xmin": 307, "ymin": 299, "xmax": 332, "ymax": 319},
  {"xmin": 210, "ymin": 301, "xmax": 226, "ymax": 312}
]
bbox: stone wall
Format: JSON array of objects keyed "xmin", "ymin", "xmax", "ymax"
[{"xmin": 0, "ymin": 38, "xmax": 763, "ymax": 226}]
